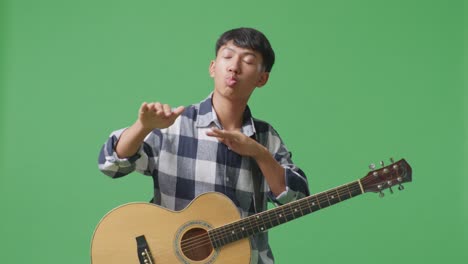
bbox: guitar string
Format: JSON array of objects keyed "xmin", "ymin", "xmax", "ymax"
[
  {"xmin": 179, "ymin": 183, "xmax": 364, "ymax": 250},
  {"xmin": 178, "ymin": 174, "xmax": 399, "ymax": 252},
  {"xmin": 177, "ymin": 183, "xmax": 365, "ymax": 252},
  {"xmin": 178, "ymin": 201, "xmax": 359, "ymax": 253}
]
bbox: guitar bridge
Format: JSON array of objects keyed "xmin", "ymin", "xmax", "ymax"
[{"xmin": 136, "ymin": 235, "xmax": 154, "ymax": 264}]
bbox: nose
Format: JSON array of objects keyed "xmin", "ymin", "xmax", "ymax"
[{"xmin": 227, "ymin": 57, "xmax": 241, "ymax": 74}]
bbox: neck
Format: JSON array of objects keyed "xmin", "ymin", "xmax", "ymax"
[
  {"xmin": 212, "ymin": 92, "xmax": 247, "ymax": 131},
  {"xmin": 208, "ymin": 180, "xmax": 365, "ymax": 249}
]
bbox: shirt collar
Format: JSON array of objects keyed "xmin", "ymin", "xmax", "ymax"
[{"xmin": 196, "ymin": 93, "xmax": 256, "ymax": 137}]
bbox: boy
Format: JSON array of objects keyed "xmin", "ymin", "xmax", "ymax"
[{"xmin": 98, "ymin": 27, "xmax": 310, "ymax": 263}]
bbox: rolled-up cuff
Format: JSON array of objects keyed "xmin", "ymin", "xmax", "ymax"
[
  {"xmin": 267, "ymin": 167, "xmax": 309, "ymax": 206},
  {"xmin": 267, "ymin": 186, "xmax": 295, "ymax": 206},
  {"xmin": 106, "ymin": 150, "xmax": 141, "ymax": 167}
]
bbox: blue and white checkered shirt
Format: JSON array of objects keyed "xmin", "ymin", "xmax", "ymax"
[{"xmin": 98, "ymin": 94, "xmax": 310, "ymax": 264}]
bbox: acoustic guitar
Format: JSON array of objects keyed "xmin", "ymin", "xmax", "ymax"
[{"xmin": 91, "ymin": 158, "xmax": 412, "ymax": 264}]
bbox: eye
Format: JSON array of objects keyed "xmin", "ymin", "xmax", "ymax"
[
  {"xmin": 243, "ymin": 56, "xmax": 256, "ymax": 65},
  {"xmin": 223, "ymin": 51, "xmax": 234, "ymax": 59}
]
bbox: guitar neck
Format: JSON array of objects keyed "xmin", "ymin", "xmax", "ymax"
[{"xmin": 209, "ymin": 180, "xmax": 364, "ymax": 248}]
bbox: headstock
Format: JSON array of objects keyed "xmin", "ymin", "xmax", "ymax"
[{"xmin": 360, "ymin": 158, "xmax": 412, "ymax": 197}]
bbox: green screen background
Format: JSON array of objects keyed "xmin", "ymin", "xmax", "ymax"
[{"xmin": 1, "ymin": 0, "xmax": 466, "ymax": 263}]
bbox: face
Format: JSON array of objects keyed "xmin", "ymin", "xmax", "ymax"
[{"xmin": 209, "ymin": 41, "xmax": 269, "ymax": 103}]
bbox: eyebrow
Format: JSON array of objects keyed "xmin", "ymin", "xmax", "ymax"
[{"xmin": 223, "ymin": 47, "xmax": 257, "ymax": 57}]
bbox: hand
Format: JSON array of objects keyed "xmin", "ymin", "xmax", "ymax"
[
  {"xmin": 138, "ymin": 102, "xmax": 185, "ymax": 130},
  {"xmin": 206, "ymin": 128, "xmax": 267, "ymax": 159},
  {"xmin": 207, "ymin": 128, "xmax": 286, "ymax": 196}
]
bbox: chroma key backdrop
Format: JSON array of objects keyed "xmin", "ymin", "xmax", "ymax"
[{"xmin": 1, "ymin": 0, "xmax": 466, "ymax": 263}]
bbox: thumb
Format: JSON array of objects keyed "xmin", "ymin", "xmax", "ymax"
[
  {"xmin": 139, "ymin": 102, "xmax": 149, "ymax": 113},
  {"xmin": 172, "ymin": 106, "xmax": 185, "ymax": 117}
]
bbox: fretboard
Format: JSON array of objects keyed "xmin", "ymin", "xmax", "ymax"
[{"xmin": 208, "ymin": 180, "xmax": 363, "ymax": 248}]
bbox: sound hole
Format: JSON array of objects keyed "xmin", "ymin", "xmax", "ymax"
[{"xmin": 180, "ymin": 227, "xmax": 213, "ymax": 261}]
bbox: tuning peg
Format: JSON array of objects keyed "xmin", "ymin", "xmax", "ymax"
[
  {"xmin": 390, "ymin": 157, "xmax": 395, "ymax": 163},
  {"xmin": 378, "ymin": 184, "xmax": 384, "ymax": 198},
  {"xmin": 397, "ymin": 176, "xmax": 405, "ymax": 190},
  {"xmin": 379, "ymin": 161, "xmax": 385, "ymax": 167},
  {"xmin": 369, "ymin": 163, "xmax": 376, "ymax": 170},
  {"xmin": 386, "ymin": 180, "xmax": 394, "ymax": 194}
]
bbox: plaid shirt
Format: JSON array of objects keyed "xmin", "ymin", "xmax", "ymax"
[{"xmin": 98, "ymin": 94, "xmax": 310, "ymax": 264}]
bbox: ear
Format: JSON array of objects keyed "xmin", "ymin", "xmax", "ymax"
[
  {"xmin": 209, "ymin": 60, "xmax": 216, "ymax": 78},
  {"xmin": 256, "ymin": 72, "xmax": 270, "ymax": 88}
]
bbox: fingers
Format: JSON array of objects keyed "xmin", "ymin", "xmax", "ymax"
[
  {"xmin": 206, "ymin": 128, "xmax": 238, "ymax": 140},
  {"xmin": 140, "ymin": 102, "xmax": 184, "ymax": 118},
  {"xmin": 154, "ymin": 102, "xmax": 163, "ymax": 115},
  {"xmin": 140, "ymin": 102, "xmax": 149, "ymax": 113},
  {"xmin": 205, "ymin": 128, "xmax": 222, "ymax": 138},
  {"xmin": 162, "ymin": 104, "xmax": 171, "ymax": 117},
  {"xmin": 205, "ymin": 130, "xmax": 229, "ymax": 146}
]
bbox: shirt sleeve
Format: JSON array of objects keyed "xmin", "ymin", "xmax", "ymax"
[
  {"xmin": 264, "ymin": 127, "xmax": 310, "ymax": 206},
  {"xmin": 97, "ymin": 128, "xmax": 161, "ymax": 178}
]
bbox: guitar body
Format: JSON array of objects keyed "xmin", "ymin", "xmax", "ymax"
[{"xmin": 91, "ymin": 192, "xmax": 251, "ymax": 264}]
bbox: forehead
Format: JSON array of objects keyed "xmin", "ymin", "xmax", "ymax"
[{"xmin": 217, "ymin": 41, "xmax": 262, "ymax": 57}]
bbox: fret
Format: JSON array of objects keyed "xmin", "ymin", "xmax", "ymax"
[
  {"xmin": 277, "ymin": 214, "xmax": 287, "ymax": 224},
  {"xmin": 337, "ymin": 185, "xmax": 351, "ymax": 201},
  {"xmin": 347, "ymin": 183, "xmax": 357, "ymax": 197},
  {"xmin": 262, "ymin": 212, "xmax": 274, "ymax": 230},
  {"xmin": 220, "ymin": 230, "xmax": 228, "ymax": 247},
  {"xmin": 236, "ymin": 225, "xmax": 248, "ymax": 238},
  {"xmin": 300, "ymin": 199, "xmax": 313, "ymax": 215},
  {"xmin": 316, "ymin": 193, "xmax": 330, "ymax": 208},
  {"xmin": 304, "ymin": 196, "xmax": 314, "ymax": 213},
  {"xmin": 345, "ymin": 183, "xmax": 353, "ymax": 198},
  {"xmin": 231, "ymin": 223, "xmax": 242, "ymax": 241},
  {"xmin": 208, "ymin": 231, "xmax": 218, "ymax": 248},
  {"xmin": 314, "ymin": 195, "xmax": 322, "ymax": 209},
  {"xmin": 326, "ymin": 191, "xmax": 338, "ymax": 206},
  {"xmin": 334, "ymin": 188, "xmax": 342, "ymax": 202},
  {"xmin": 283, "ymin": 204, "xmax": 295, "ymax": 222},
  {"xmin": 297, "ymin": 200, "xmax": 307, "ymax": 215},
  {"xmin": 291, "ymin": 206, "xmax": 302, "ymax": 218},
  {"xmin": 322, "ymin": 192, "xmax": 330, "ymax": 206},
  {"xmin": 246, "ymin": 214, "xmax": 255, "ymax": 237},
  {"xmin": 276, "ymin": 206, "xmax": 288, "ymax": 225},
  {"xmin": 253, "ymin": 215, "xmax": 261, "ymax": 233}
]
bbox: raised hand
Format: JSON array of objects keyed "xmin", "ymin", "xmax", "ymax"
[
  {"xmin": 138, "ymin": 102, "xmax": 185, "ymax": 130},
  {"xmin": 115, "ymin": 102, "xmax": 184, "ymax": 158}
]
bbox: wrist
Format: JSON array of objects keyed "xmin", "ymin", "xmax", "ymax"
[
  {"xmin": 133, "ymin": 120, "xmax": 154, "ymax": 138},
  {"xmin": 252, "ymin": 144, "xmax": 270, "ymax": 161}
]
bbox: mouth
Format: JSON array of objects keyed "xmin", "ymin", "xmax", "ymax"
[{"xmin": 225, "ymin": 76, "xmax": 238, "ymax": 87}]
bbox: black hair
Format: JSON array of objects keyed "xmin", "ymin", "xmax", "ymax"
[{"xmin": 215, "ymin": 27, "xmax": 275, "ymax": 72}]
